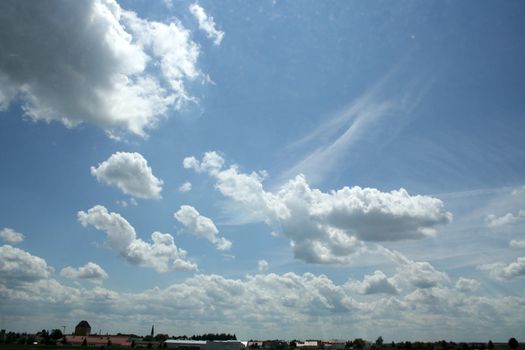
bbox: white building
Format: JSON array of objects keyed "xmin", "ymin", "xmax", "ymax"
[{"xmin": 165, "ymin": 340, "xmax": 245, "ymax": 350}]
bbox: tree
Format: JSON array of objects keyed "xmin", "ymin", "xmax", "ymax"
[
  {"xmin": 51, "ymin": 329, "xmax": 63, "ymax": 340},
  {"xmin": 353, "ymin": 339, "xmax": 365, "ymax": 350},
  {"xmin": 508, "ymin": 338, "xmax": 519, "ymax": 349},
  {"xmin": 376, "ymin": 337, "xmax": 384, "ymax": 347}
]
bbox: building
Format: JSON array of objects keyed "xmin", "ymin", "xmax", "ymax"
[
  {"xmin": 165, "ymin": 340, "xmax": 246, "ymax": 350},
  {"xmin": 74, "ymin": 321, "xmax": 92, "ymax": 336},
  {"xmin": 165, "ymin": 340, "xmax": 208, "ymax": 350},
  {"xmin": 63, "ymin": 335, "xmax": 132, "ymax": 347},
  {"xmin": 262, "ymin": 340, "xmax": 288, "ymax": 349},
  {"xmin": 296, "ymin": 341, "xmax": 321, "ymax": 349}
]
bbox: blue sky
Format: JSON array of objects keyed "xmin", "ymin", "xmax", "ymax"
[{"xmin": 1, "ymin": 0, "xmax": 525, "ymax": 342}]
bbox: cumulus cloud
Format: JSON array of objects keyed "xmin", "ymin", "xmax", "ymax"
[
  {"xmin": 184, "ymin": 152, "xmax": 453, "ymax": 264},
  {"xmin": 91, "ymin": 152, "xmax": 163, "ymax": 199},
  {"xmin": 78, "ymin": 205, "xmax": 197, "ymax": 272},
  {"xmin": 0, "ymin": 245, "xmax": 53, "ymax": 284},
  {"xmin": 2, "ymin": 260, "xmax": 525, "ymax": 341},
  {"xmin": 455, "ymin": 277, "xmax": 480, "ymax": 292},
  {"xmin": 0, "ymin": 228, "xmax": 24, "ymax": 244},
  {"xmin": 347, "ymin": 270, "xmax": 399, "ymax": 295},
  {"xmin": 510, "ymin": 240, "xmax": 525, "ymax": 249},
  {"xmin": 60, "ymin": 262, "xmax": 109, "ymax": 284},
  {"xmin": 0, "ymin": 242, "xmax": 521, "ymax": 341},
  {"xmin": 179, "ymin": 181, "xmax": 192, "ymax": 192},
  {"xmin": 258, "ymin": 260, "xmax": 269, "ymax": 272},
  {"xmin": 486, "ymin": 210, "xmax": 525, "ymax": 227},
  {"xmin": 189, "ymin": 4, "xmax": 224, "ymax": 46},
  {"xmin": 0, "ymin": 0, "xmax": 204, "ymax": 137},
  {"xmin": 398, "ymin": 260, "xmax": 450, "ymax": 288},
  {"xmin": 183, "ymin": 151, "xmax": 225, "ymax": 175},
  {"xmin": 480, "ymin": 257, "xmax": 525, "ymax": 280},
  {"xmin": 174, "ymin": 205, "xmax": 232, "ymax": 251}
]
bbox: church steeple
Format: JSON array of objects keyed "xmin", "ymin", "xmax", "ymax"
[{"xmin": 150, "ymin": 325, "xmax": 154, "ymax": 337}]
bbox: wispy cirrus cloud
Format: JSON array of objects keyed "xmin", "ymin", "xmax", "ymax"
[{"xmin": 281, "ymin": 73, "xmax": 431, "ymax": 185}]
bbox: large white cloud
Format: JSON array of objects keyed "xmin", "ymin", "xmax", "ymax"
[
  {"xmin": 174, "ymin": 205, "xmax": 232, "ymax": 251},
  {"xmin": 189, "ymin": 3, "xmax": 224, "ymax": 46},
  {"xmin": 91, "ymin": 152, "xmax": 163, "ymax": 199},
  {"xmin": 0, "ymin": 227, "xmax": 24, "ymax": 244},
  {"xmin": 0, "ymin": 0, "xmax": 205, "ymax": 137},
  {"xmin": 78, "ymin": 205, "xmax": 197, "ymax": 272},
  {"xmin": 184, "ymin": 152, "xmax": 453, "ymax": 264},
  {"xmin": 60, "ymin": 262, "xmax": 109, "ymax": 284},
  {"xmin": 0, "ymin": 245, "xmax": 53, "ymax": 284}
]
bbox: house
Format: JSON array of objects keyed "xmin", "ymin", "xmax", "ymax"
[{"xmin": 75, "ymin": 321, "xmax": 92, "ymax": 336}]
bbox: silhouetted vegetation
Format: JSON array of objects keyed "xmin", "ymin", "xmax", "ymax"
[{"xmin": 188, "ymin": 333, "xmax": 237, "ymax": 341}]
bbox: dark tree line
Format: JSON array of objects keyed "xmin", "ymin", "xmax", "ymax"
[{"xmin": 189, "ymin": 333, "xmax": 237, "ymax": 341}]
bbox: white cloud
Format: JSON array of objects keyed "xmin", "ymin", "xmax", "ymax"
[
  {"xmin": 189, "ymin": 4, "xmax": 224, "ymax": 46},
  {"xmin": 2, "ymin": 261, "xmax": 525, "ymax": 341},
  {"xmin": 282, "ymin": 73, "xmax": 429, "ymax": 185},
  {"xmin": 510, "ymin": 240, "xmax": 525, "ymax": 249},
  {"xmin": 174, "ymin": 205, "xmax": 232, "ymax": 251},
  {"xmin": 455, "ymin": 277, "xmax": 480, "ymax": 292},
  {"xmin": 395, "ymin": 260, "xmax": 450, "ymax": 289},
  {"xmin": 347, "ymin": 270, "xmax": 399, "ymax": 295},
  {"xmin": 60, "ymin": 262, "xmax": 109, "ymax": 284},
  {"xmin": 183, "ymin": 151, "xmax": 225, "ymax": 175},
  {"xmin": 0, "ymin": 228, "xmax": 24, "ymax": 244},
  {"xmin": 0, "ymin": 243, "xmax": 521, "ymax": 341},
  {"xmin": 186, "ymin": 152, "xmax": 452, "ymax": 264},
  {"xmin": 116, "ymin": 200, "xmax": 129, "ymax": 207},
  {"xmin": 511, "ymin": 185, "xmax": 525, "ymax": 196},
  {"xmin": 486, "ymin": 210, "xmax": 525, "ymax": 227},
  {"xmin": 78, "ymin": 205, "xmax": 197, "ymax": 272},
  {"xmin": 258, "ymin": 260, "xmax": 269, "ymax": 272},
  {"xmin": 0, "ymin": 0, "xmax": 204, "ymax": 137},
  {"xmin": 91, "ymin": 152, "xmax": 163, "ymax": 199},
  {"xmin": 179, "ymin": 181, "xmax": 192, "ymax": 192},
  {"xmin": 480, "ymin": 257, "xmax": 525, "ymax": 280},
  {"xmin": 0, "ymin": 245, "xmax": 53, "ymax": 284}
]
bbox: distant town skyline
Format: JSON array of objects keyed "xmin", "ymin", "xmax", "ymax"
[{"xmin": 1, "ymin": 0, "xmax": 525, "ymax": 342}]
